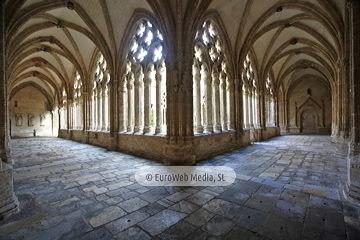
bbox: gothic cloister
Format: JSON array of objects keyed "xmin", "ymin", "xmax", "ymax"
[{"xmin": 1, "ymin": 0, "xmax": 360, "ymax": 239}]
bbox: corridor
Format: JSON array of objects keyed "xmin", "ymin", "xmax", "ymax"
[{"xmin": 0, "ymin": 135, "xmax": 359, "ymax": 239}]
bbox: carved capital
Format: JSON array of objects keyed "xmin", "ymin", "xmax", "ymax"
[
  {"xmin": 126, "ymin": 84, "xmax": 133, "ymax": 90},
  {"xmin": 212, "ymin": 79, "xmax": 220, "ymax": 86},
  {"xmin": 205, "ymin": 76, "xmax": 212, "ymax": 85},
  {"xmin": 133, "ymin": 79, "xmax": 141, "ymax": 87},
  {"xmin": 143, "ymin": 76, "xmax": 152, "ymax": 85}
]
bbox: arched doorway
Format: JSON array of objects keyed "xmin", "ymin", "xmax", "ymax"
[{"xmin": 301, "ymin": 110, "xmax": 317, "ymax": 133}]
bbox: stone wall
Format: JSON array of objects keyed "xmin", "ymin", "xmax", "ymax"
[
  {"xmin": 118, "ymin": 134, "xmax": 168, "ymax": 163},
  {"xmin": 59, "ymin": 129, "xmax": 259, "ymax": 165},
  {"xmin": 287, "ymin": 77, "xmax": 332, "ymax": 134},
  {"xmin": 89, "ymin": 131, "xmax": 112, "ymax": 148},
  {"xmin": 195, "ymin": 131, "xmax": 239, "ymax": 161},
  {"xmin": 264, "ymin": 127, "xmax": 279, "ymax": 140},
  {"xmin": 9, "ymin": 86, "xmax": 53, "ymax": 137}
]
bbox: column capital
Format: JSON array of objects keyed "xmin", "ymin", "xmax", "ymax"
[
  {"xmin": 212, "ymin": 79, "xmax": 220, "ymax": 86},
  {"xmin": 205, "ymin": 76, "xmax": 212, "ymax": 85},
  {"xmin": 133, "ymin": 79, "xmax": 141, "ymax": 87},
  {"xmin": 127, "ymin": 83, "xmax": 133, "ymax": 90},
  {"xmin": 143, "ymin": 76, "xmax": 152, "ymax": 85}
]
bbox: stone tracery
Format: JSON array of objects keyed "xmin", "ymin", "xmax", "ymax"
[{"xmin": 193, "ymin": 20, "xmax": 233, "ymax": 134}]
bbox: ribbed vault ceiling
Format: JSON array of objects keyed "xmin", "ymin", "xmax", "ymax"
[{"xmin": 5, "ymin": 0, "xmax": 344, "ymax": 105}]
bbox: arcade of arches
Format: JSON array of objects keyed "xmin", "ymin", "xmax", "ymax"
[{"xmin": 1, "ymin": 0, "xmax": 360, "ymax": 226}]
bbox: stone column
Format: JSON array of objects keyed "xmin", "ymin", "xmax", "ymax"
[
  {"xmin": 134, "ymin": 65, "xmax": 143, "ymax": 133},
  {"xmin": 97, "ymin": 87, "xmax": 102, "ymax": 131},
  {"xmin": 212, "ymin": 70, "xmax": 221, "ymax": 132},
  {"xmin": 249, "ymin": 89, "xmax": 253, "ymax": 128},
  {"xmin": 256, "ymin": 89, "xmax": 262, "ymax": 128},
  {"xmin": 92, "ymin": 91, "xmax": 97, "ymax": 130},
  {"xmin": 341, "ymin": 58, "xmax": 350, "ymax": 138},
  {"xmin": 0, "ymin": 0, "xmax": 19, "ymax": 218},
  {"xmin": 118, "ymin": 76, "xmax": 127, "ymax": 132},
  {"xmin": 81, "ymin": 91, "xmax": 88, "ymax": 143},
  {"xmin": 220, "ymin": 72, "xmax": 228, "ymax": 131},
  {"xmin": 155, "ymin": 68, "xmax": 162, "ymax": 134},
  {"xmin": 101, "ymin": 85, "xmax": 107, "ymax": 131},
  {"xmin": 73, "ymin": 101, "xmax": 77, "ymax": 129},
  {"xmin": 331, "ymin": 90, "xmax": 337, "ymax": 138},
  {"xmin": 82, "ymin": 91, "xmax": 88, "ymax": 131},
  {"xmin": 244, "ymin": 89, "xmax": 249, "ymax": 128},
  {"xmin": 335, "ymin": 68, "xmax": 342, "ymax": 139},
  {"xmin": 272, "ymin": 97, "xmax": 276, "ymax": 126},
  {"xmin": 67, "ymin": 99, "xmax": 73, "ymax": 131},
  {"xmin": 193, "ymin": 64, "xmax": 202, "ymax": 133},
  {"xmin": 143, "ymin": 70, "xmax": 152, "ymax": 134},
  {"xmin": 127, "ymin": 73, "xmax": 134, "ymax": 133},
  {"xmin": 347, "ymin": 0, "xmax": 360, "ymax": 202},
  {"xmin": 110, "ymin": 79, "xmax": 118, "ymax": 134},
  {"xmin": 234, "ymin": 78, "xmax": 242, "ymax": 132},
  {"xmin": 202, "ymin": 66, "xmax": 213, "ymax": 133},
  {"xmin": 283, "ymin": 99, "xmax": 289, "ymax": 132},
  {"xmin": 227, "ymin": 76, "xmax": 235, "ymax": 130}
]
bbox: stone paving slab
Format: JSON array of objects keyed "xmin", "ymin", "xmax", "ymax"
[{"xmin": 0, "ymin": 135, "xmax": 359, "ymax": 239}]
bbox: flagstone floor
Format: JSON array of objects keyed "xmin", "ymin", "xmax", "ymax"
[{"xmin": 0, "ymin": 135, "xmax": 359, "ymax": 239}]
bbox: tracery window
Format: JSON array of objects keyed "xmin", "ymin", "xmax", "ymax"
[
  {"xmin": 193, "ymin": 20, "xmax": 234, "ymax": 134},
  {"xmin": 73, "ymin": 72, "xmax": 83, "ymax": 129},
  {"xmin": 91, "ymin": 54, "xmax": 110, "ymax": 131},
  {"xmin": 119, "ymin": 19, "xmax": 166, "ymax": 134},
  {"xmin": 265, "ymin": 75, "xmax": 275, "ymax": 127},
  {"xmin": 242, "ymin": 54, "xmax": 259, "ymax": 129}
]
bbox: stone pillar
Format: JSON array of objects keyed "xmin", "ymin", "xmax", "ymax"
[
  {"xmin": 143, "ymin": 70, "xmax": 152, "ymax": 134},
  {"xmin": 118, "ymin": 76, "xmax": 127, "ymax": 132},
  {"xmin": 111, "ymin": 79, "xmax": 119, "ymax": 133},
  {"xmin": 0, "ymin": 0, "xmax": 19, "ymax": 218},
  {"xmin": 249, "ymin": 89, "xmax": 253, "ymax": 128},
  {"xmin": 342, "ymin": 5, "xmax": 351, "ymax": 139},
  {"xmin": 220, "ymin": 72, "xmax": 228, "ymax": 131},
  {"xmin": 272, "ymin": 97, "xmax": 276, "ymax": 126},
  {"xmin": 284, "ymin": 99, "xmax": 289, "ymax": 132},
  {"xmin": 234, "ymin": 78, "xmax": 242, "ymax": 133},
  {"xmin": 202, "ymin": 66, "xmax": 213, "ymax": 133},
  {"xmin": 341, "ymin": 57, "xmax": 350, "ymax": 138},
  {"xmin": 227, "ymin": 75, "xmax": 235, "ymax": 130},
  {"xmin": 155, "ymin": 68, "xmax": 162, "ymax": 134},
  {"xmin": 332, "ymin": 89, "xmax": 338, "ymax": 138},
  {"xmin": 255, "ymin": 88, "xmax": 262, "ymax": 128},
  {"xmin": 81, "ymin": 91, "xmax": 88, "ymax": 143},
  {"xmin": 134, "ymin": 66, "xmax": 143, "ymax": 133},
  {"xmin": 193, "ymin": 64, "xmax": 202, "ymax": 133},
  {"xmin": 212, "ymin": 70, "xmax": 221, "ymax": 132},
  {"xmin": 73, "ymin": 101, "xmax": 77, "ymax": 129},
  {"xmin": 82, "ymin": 91, "xmax": 88, "ymax": 131},
  {"xmin": 335, "ymin": 68, "xmax": 342, "ymax": 139},
  {"xmin": 67, "ymin": 99, "xmax": 73, "ymax": 131},
  {"xmin": 92, "ymin": 91, "xmax": 96, "ymax": 130},
  {"xmin": 101, "ymin": 85, "xmax": 107, "ymax": 131},
  {"xmin": 97, "ymin": 87, "xmax": 102, "ymax": 131},
  {"xmin": 244, "ymin": 89, "xmax": 249, "ymax": 128},
  {"xmin": 347, "ymin": 0, "xmax": 360, "ymax": 202},
  {"xmin": 127, "ymin": 73, "xmax": 134, "ymax": 133}
]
